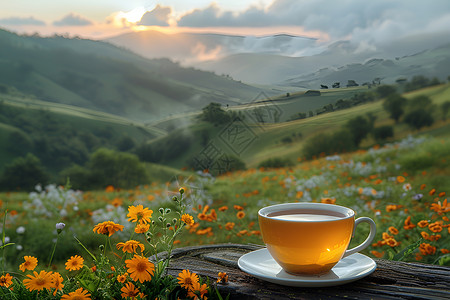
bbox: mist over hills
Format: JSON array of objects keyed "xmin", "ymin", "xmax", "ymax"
[
  {"xmin": 106, "ymin": 30, "xmax": 450, "ymax": 86},
  {"xmin": 0, "ymin": 29, "xmax": 268, "ymax": 123}
]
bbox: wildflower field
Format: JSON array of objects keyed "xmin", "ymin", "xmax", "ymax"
[{"xmin": 1, "ymin": 135, "xmax": 450, "ymax": 299}]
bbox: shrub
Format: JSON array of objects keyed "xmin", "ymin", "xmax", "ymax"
[
  {"xmin": 0, "ymin": 153, "xmax": 49, "ymax": 191},
  {"xmin": 404, "ymin": 109, "xmax": 434, "ymax": 131},
  {"xmin": 373, "ymin": 125, "xmax": 394, "ymax": 142},
  {"xmin": 302, "ymin": 130, "xmax": 355, "ymax": 159},
  {"xmin": 258, "ymin": 157, "xmax": 293, "ymax": 169}
]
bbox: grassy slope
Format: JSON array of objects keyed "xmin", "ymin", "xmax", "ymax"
[{"xmin": 151, "ymin": 84, "xmax": 450, "ymax": 169}]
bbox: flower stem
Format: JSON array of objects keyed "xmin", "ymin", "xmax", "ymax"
[{"xmin": 48, "ymin": 235, "xmax": 59, "ymax": 268}]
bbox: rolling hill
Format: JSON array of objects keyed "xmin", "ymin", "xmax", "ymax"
[{"xmin": 0, "ymin": 29, "xmax": 272, "ymax": 123}]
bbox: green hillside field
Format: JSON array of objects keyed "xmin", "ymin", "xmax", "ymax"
[{"xmin": 142, "ymin": 84, "xmax": 450, "ymax": 170}]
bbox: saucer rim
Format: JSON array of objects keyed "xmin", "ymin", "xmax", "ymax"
[{"xmin": 237, "ymin": 248, "xmax": 377, "ymax": 287}]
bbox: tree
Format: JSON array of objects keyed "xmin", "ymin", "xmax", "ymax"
[
  {"xmin": 0, "ymin": 153, "xmax": 49, "ymax": 191},
  {"xmin": 345, "ymin": 116, "xmax": 373, "ymax": 146},
  {"xmin": 332, "ymin": 82, "xmax": 340, "ymax": 88},
  {"xmin": 441, "ymin": 101, "xmax": 450, "ymax": 120},
  {"xmin": 198, "ymin": 102, "xmax": 231, "ymax": 126},
  {"xmin": 88, "ymin": 148, "xmax": 150, "ymax": 189},
  {"xmin": 376, "ymin": 85, "xmax": 397, "ymax": 98},
  {"xmin": 346, "ymin": 80, "xmax": 359, "ymax": 87},
  {"xmin": 303, "ymin": 130, "xmax": 355, "ymax": 159},
  {"xmin": 383, "ymin": 94, "xmax": 406, "ymax": 123},
  {"xmin": 404, "ymin": 110, "xmax": 434, "ymax": 131}
]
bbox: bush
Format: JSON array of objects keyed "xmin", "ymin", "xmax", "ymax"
[
  {"xmin": 303, "ymin": 130, "xmax": 355, "ymax": 159},
  {"xmin": 404, "ymin": 109, "xmax": 434, "ymax": 131},
  {"xmin": 258, "ymin": 157, "xmax": 293, "ymax": 169},
  {"xmin": 373, "ymin": 125, "xmax": 394, "ymax": 142},
  {"xmin": 0, "ymin": 153, "xmax": 49, "ymax": 191},
  {"xmin": 383, "ymin": 94, "xmax": 407, "ymax": 123}
]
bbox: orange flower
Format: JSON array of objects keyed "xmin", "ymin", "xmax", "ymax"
[
  {"xmin": 187, "ymin": 281, "xmax": 208, "ymax": 300},
  {"xmin": 120, "ymin": 282, "xmax": 140, "ymax": 299},
  {"xmin": 296, "ymin": 191, "xmax": 304, "ymax": 199},
  {"xmin": 0, "ymin": 273, "xmax": 13, "ymax": 288},
  {"xmin": 419, "ymin": 243, "xmax": 436, "ymax": 255},
  {"xmin": 23, "ymin": 270, "xmax": 53, "ymax": 291},
  {"xmin": 218, "ymin": 206, "xmax": 228, "ymax": 212},
  {"xmin": 61, "ymin": 287, "xmax": 91, "ymax": 300},
  {"xmin": 370, "ymin": 250, "xmax": 385, "ymax": 258},
  {"xmin": 117, "ymin": 240, "xmax": 145, "ymax": 253},
  {"xmin": 225, "ymin": 222, "xmax": 235, "ymax": 231},
  {"xmin": 177, "ymin": 269, "xmax": 199, "ymax": 290},
  {"xmin": 420, "ymin": 184, "xmax": 426, "ymax": 190},
  {"xmin": 234, "ymin": 205, "xmax": 244, "ymax": 211},
  {"xmin": 321, "ymin": 197, "xmax": 336, "ymax": 204},
  {"xmin": 385, "ymin": 238, "xmax": 400, "ymax": 247},
  {"xmin": 441, "ymin": 249, "xmax": 450, "ymax": 254},
  {"xmin": 430, "ymin": 199, "xmax": 450, "ymax": 214},
  {"xmin": 217, "ymin": 272, "xmax": 228, "ymax": 284},
  {"xmin": 428, "ymin": 221, "xmax": 443, "ymax": 233},
  {"xmin": 134, "ymin": 223, "xmax": 150, "ymax": 234},
  {"xmin": 125, "ymin": 255, "xmax": 155, "ymax": 283},
  {"xmin": 127, "ymin": 205, "xmax": 153, "ymax": 224},
  {"xmin": 388, "ymin": 226, "xmax": 399, "ymax": 235},
  {"xmin": 105, "ymin": 185, "xmax": 115, "ymax": 192},
  {"xmin": 438, "ymin": 192, "xmax": 446, "ymax": 197},
  {"xmin": 429, "ymin": 188, "xmax": 436, "ymax": 196},
  {"xmin": 396, "ymin": 176, "xmax": 405, "ymax": 183},
  {"xmin": 236, "ymin": 211, "xmax": 245, "ymax": 219},
  {"xmin": 93, "ymin": 221, "xmax": 124, "ymax": 237},
  {"xmin": 51, "ymin": 272, "xmax": 64, "ymax": 296},
  {"xmin": 19, "ymin": 256, "xmax": 38, "ymax": 272},
  {"xmin": 117, "ymin": 273, "xmax": 128, "ymax": 283},
  {"xmin": 111, "ymin": 198, "xmax": 123, "ymax": 207},
  {"xmin": 65, "ymin": 255, "xmax": 84, "ymax": 271},
  {"xmin": 403, "ymin": 216, "xmax": 416, "ymax": 230},
  {"xmin": 181, "ymin": 214, "xmax": 195, "ymax": 226},
  {"xmin": 417, "ymin": 220, "xmax": 429, "ymax": 228},
  {"xmin": 382, "ymin": 232, "xmax": 393, "ymax": 240}
]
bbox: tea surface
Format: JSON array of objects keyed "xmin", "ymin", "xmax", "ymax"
[{"xmin": 267, "ymin": 209, "xmax": 345, "ymax": 221}]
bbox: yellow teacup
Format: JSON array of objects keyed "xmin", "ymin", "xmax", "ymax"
[{"xmin": 258, "ymin": 202, "xmax": 376, "ymax": 275}]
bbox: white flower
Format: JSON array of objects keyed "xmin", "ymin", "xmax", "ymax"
[
  {"xmin": 16, "ymin": 226, "xmax": 26, "ymax": 234},
  {"xmin": 56, "ymin": 222, "xmax": 65, "ymax": 230},
  {"xmin": 16, "ymin": 245, "xmax": 23, "ymax": 251}
]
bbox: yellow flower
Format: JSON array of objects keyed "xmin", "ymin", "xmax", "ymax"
[
  {"xmin": 65, "ymin": 255, "xmax": 84, "ymax": 271},
  {"xmin": 61, "ymin": 287, "xmax": 91, "ymax": 300},
  {"xmin": 134, "ymin": 223, "xmax": 150, "ymax": 234},
  {"xmin": 177, "ymin": 269, "xmax": 199, "ymax": 290},
  {"xmin": 0, "ymin": 273, "xmax": 13, "ymax": 288},
  {"xmin": 19, "ymin": 256, "xmax": 38, "ymax": 272},
  {"xmin": 181, "ymin": 214, "xmax": 195, "ymax": 226},
  {"xmin": 121, "ymin": 282, "xmax": 141, "ymax": 299},
  {"xmin": 125, "ymin": 255, "xmax": 155, "ymax": 283},
  {"xmin": 93, "ymin": 221, "xmax": 124, "ymax": 237},
  {"xmin": 127, "ymin": 205, "xmax": 153, "ymax": 224},
  {"xmin": 117, "ymin": 240, "xmax": 145, "ymax": 254},
  {"xmin": 23, "ymin": 270, "xmax": 53, "ymax": 292}
]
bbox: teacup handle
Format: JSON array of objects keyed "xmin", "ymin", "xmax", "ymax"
[{"xmin": 343, "ymin": 217, "xmax": 376, "ymax": 258}]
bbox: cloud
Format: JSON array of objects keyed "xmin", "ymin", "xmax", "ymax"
[
  {"xmin": 177, "ymin": 0, "xmax": 450, "ymax": 43},
  {"xmin": 0, "ymin": 16, "xmax": 45, "ymax": 26},
  {"xmin": 52, "ymin": 13, "xmax": 93, "ymax": 27},
  {"xmin": 138, "ymin": 5, "xmax": 172, "ymax": 26}
]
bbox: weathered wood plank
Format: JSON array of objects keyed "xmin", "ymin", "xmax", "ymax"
[{"xmin": 161, "ymin": 243, "xmax": 450, "ymax": 299}]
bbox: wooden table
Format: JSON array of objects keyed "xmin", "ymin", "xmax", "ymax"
[{"xmin": 162, "ymin": 243, "xmax": 450, "ymax": 299}]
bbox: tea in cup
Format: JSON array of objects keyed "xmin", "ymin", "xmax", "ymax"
[{"xmin": 258, "ymin": 202, "xmax": 376, "ymax": 275}]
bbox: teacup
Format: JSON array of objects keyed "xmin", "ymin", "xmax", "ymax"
[{"xmin": 258, "ymin": 202, "xmax": 376, "ymax": 275}]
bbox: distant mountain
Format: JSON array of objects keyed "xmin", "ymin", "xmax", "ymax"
[
  {"xmin": 0, "ymin": 29, "xmax": 269, "ymax": 122},
  {"xmin": 105, "ymin": 30, "xmax": 318, "ymax": 65},
  {"xmin": 283, "ymin": 43, "xmax": 450, "ymax": 88}
]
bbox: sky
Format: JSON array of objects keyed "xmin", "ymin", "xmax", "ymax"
[{"xmin": 1, "ymin": 0, "xmax": 450, "ymax": 45}]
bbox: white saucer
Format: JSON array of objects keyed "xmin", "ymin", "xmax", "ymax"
[{"xmin": 238, "ymin": 248, "xmax": 376, "ymax": 287}]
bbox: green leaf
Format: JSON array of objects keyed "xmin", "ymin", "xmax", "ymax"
[
  {"xmin": 393, "ymin": 238, "xmax": 423, "ymax": 261},
  {"xmin": 434, "ymin": 254, "xmax": 450, "ymax": 266}
]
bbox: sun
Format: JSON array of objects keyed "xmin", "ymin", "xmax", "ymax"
[{"xmin": 118, "ymin": 7, "xmax": 146, "ymax": 24}]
